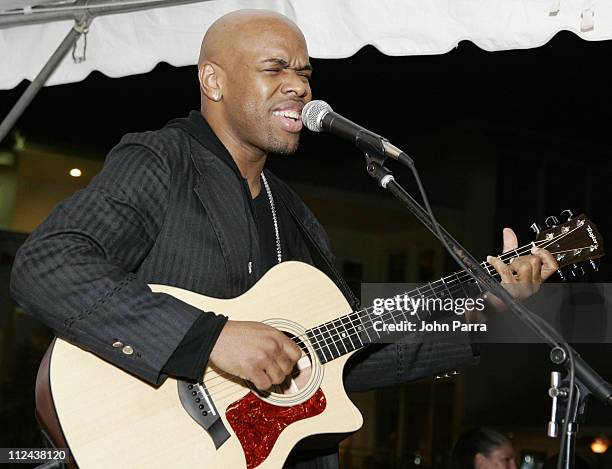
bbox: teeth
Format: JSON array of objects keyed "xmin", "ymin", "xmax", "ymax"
[{"xmin": 273, "ymin": 110, "xmax": 300, "ymax": 120}]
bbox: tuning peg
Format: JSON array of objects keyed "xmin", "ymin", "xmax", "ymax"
[
  {"xmin": 545, "ymin": 216, "xmax": 559, "ymax": 228},
  {"xmin": 560, "ymin": 209, "xmax": 573, "ymax": 222},
  {"xmin": 530, "ymin": 222, "xmax": 542, "ymax": 235},
  {"xmin": 570, "ymin": 264, "xmax": 585, "ymax": 278},
  {"xmin": 590, "ymin": 260, "xmax": 598, "ymax": 272},
  {"xmin": 557, "ymin": 269, "xmax": 567, "ymax": 282}
]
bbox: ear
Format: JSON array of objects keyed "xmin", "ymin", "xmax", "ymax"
[
  {"xmin": 474, "ymin": 453, "xmax": 488, "ymax": 469},
  {"xmin": 198, "ymin": 62, "xmax": 223, "ymax": 102}
]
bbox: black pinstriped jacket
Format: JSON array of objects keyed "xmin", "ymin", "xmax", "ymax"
[{"xmin": 10, "ymin": 112, "xmax": 477, "ymax": 467}]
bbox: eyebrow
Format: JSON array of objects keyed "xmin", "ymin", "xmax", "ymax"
[{"xmin": 262, "ymin": 58, "xmax": 313, "ymax": 72}]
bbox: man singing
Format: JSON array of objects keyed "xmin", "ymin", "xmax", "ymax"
[{"xmin": 10, "ymin": 9, "xmax": 557, "ymax": 468}]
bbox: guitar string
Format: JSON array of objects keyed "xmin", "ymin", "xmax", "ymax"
[
  {"xmin": 197, "ymin": 227, "xmax": 588, "ymax": 396},
  {"xmin": 197, "ymin": 224, "xmax": 591, "ymax": 398}
]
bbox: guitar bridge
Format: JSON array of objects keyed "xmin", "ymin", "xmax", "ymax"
[{"xmin": 177, "ymin": 380, "xmax": 230, "ymax": 449}]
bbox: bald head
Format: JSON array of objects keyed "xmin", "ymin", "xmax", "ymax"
[{"xmin": 199, "ymin": 10, "xmax": 304, "ymax": 69}]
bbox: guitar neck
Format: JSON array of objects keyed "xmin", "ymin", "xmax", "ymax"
[
  {"xmin": 304, "ymin": 211, "xmax": 605, "ymax": 364},
  {"xmin": 304, "ymin": 243, "xmax": 532, "ymax": 364}
]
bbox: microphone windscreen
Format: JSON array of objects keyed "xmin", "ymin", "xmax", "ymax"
[{"xmin": 301, "ymin": 100, "xmax": 332, "ymax": 132}]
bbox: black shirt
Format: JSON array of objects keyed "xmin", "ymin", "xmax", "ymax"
[{"xmin": 162, "ymin": 112, "xmax": 299, "ymax": 381}]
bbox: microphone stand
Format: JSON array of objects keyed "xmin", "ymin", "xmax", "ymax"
[{"xmin": 358, "ymin": 145, "xmax": 612, "ymax": 469}]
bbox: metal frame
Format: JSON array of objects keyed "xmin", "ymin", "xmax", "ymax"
[
  {"xmin": 0, "ymin": 0, "xmax": 209, "ymax": 29},
  {"xmin": 0, "ymin": 0, "xmax": 211, "ymax": 144}
]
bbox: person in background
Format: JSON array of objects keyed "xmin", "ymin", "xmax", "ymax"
[{"xmin": 450, "ymin": 427, "xmax": 517, "ymax": 469}]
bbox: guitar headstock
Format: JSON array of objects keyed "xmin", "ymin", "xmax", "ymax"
[{"xmin": 534, "ymin": 213, "xmax": 604, "ymax": 272}]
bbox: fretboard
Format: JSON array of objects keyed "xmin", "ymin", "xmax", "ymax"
[{"xmin": 305, "ymin": 248, "xmax": 518, "ymax": 364}]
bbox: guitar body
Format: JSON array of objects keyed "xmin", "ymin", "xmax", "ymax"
[{"xmin": 43, "ymin": 261, "xmax": 363, "ymax": 468}]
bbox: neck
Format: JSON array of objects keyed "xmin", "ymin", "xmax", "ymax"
[
  {"xmin": 203, "ymin": 110, "xmax": 267, "ymax": 197},
  {"xmin": 305, "ymin": 241, "xmax": 538, "ymax": 364}
]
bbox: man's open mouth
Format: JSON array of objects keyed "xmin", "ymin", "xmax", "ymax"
[{"xmin": 272, "ymin": 109, "xmax": 303, "ymax": 133}]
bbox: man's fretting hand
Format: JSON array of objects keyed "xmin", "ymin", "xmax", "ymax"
[
  {"xmin": 485, "ymin": 227, "xmax": 558, "ymax": 308},
  {"xmin": 209, "ymin": 320, "xmax": 302, "ymax": 391}
]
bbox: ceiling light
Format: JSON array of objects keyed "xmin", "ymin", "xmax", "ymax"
[{"xmin": 69, "ymin": 168, "xmax": 82, "ymax": 177}]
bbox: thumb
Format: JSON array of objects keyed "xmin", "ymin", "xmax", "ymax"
[{"xmin": 502, "ymin": 227, "xmax": 518, "ymax": 253}]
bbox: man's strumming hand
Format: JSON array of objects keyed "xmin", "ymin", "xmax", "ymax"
[{"xmin": 209, "ymin": 320, "xmax": 302, "ymax": 391}]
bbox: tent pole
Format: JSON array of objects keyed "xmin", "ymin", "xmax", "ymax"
[
  {"xmin": 0, "ymin": 15, "xmax": 92, "ymax": 144},
  {"xmin": 0, "ymin": 0, "xmax": 212, "ymax": 29}
]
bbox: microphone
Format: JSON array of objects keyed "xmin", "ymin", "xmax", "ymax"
[{"xmin": 301, "ymin": 100, "xmax": 413, "ymax": 166}]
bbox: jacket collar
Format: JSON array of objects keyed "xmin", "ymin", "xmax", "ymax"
[
  {"xmin": 165, "ymin": 111, "xmax": 262, "ymax": 292},
  {"xmin": 165, "ymin": 110, "xmax": 244, "ymax": 178}
]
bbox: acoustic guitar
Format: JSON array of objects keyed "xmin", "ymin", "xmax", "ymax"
[{"xmin": 36, "ymin": 213, "xmax": 603, "ymax": 468}]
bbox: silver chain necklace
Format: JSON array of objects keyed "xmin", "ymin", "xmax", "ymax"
[{"xmin": 260, "ymin": 172, "xmax": 282, "ymax": 264}]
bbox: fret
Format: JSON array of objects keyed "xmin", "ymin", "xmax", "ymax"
[
  {"xmin": 396, "ymin": 296, "xmax": 411, "ymax": 323},
  {"xmin": 356, "ymin": 310, "xmax": 373, "ymax": 344},
  {"xmin": 425, "ymin": 283, "xmax": 438, "ymax": 319},
  {"xmin": 337, "ymin": 314, "xmax": 359, "ymax": 351},
  {"xmin": 427, "ymin": 282, "xmax": 438, "ymax": 299},
  {"xmin": 347, "ymin": 313, "xmax": 365, "ymax": 348},
  {"xmin": 382, "ymin": 306, "xmax": 400, "ymax": 333},
  {"xmin": 322, "ymin": 322, "xmax": 341, "ymax": 358},
  {"xmin": 331, "ymin": 318, "xmax": 349, "ymax": 354},
  {"xmin": 440, "ymin": 276, "xmax": 454, "ymax": 300},
  {"xmin": 306, "ymin": 328, "xmax": 333, "ymax": 364},
  {"xmin": 363, "ymin": 308, "xmax": 381, "ymax": 340},
  {"xmin": 454, "ymin": 272, "xmax": 470, "ymax": 298}
]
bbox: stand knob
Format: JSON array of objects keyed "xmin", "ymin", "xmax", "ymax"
[{"xmin": 548, "ymin": 371, "xmax": 564, "ymax": 438}]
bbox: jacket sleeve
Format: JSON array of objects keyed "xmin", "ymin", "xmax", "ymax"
[
  {"xmin": 343, "ymin": 339, "xmax": 478, "ymax": 393},
  {"xmin": 10, "ymin": 134, "xmax": 224, "ymax": 385}
]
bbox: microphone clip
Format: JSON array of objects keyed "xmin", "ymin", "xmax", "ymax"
[{"xmin": 364, "ymin": 150, "xmax": 395, "ymax": 189}]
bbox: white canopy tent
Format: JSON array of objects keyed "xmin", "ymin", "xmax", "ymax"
[
  {"xmin": 1, "ymin": 0, "xmax": 611, "ymax": 89},
  {"xmin": 0, "ymin": 0, "xmax": 611, "ymax": 141}
]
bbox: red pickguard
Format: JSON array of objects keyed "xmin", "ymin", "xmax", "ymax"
[{"xmin": 225, "ymin": 389, "xmax": 327, "ymax": 469}]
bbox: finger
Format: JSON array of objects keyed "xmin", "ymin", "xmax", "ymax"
[
  {"xmin": 487, "ymin": 255, "xmax": 514, "ymax": 283},
  {"xmin": 528, "ymin": 255, "xmax": 543, "ymax": 283},
  {"xmin": 281, "ymin": 337, "xmax": 302, "ymax": 363},
  {"xmin": 531, "ymin": 246, "xmax": 559, "ymax": 280},
  {"xmin": 263, "ymin": 362, "xmax": 287, "ymax": 386},
  {"xmin": 251, "ymin": 370, "xmax": 272, "ymax": 391},
  {"xmin": 502, "ymin": 227, "xmax": 518, "ymax": 254},
  {"xmin": 275, "ymin": 355, "xmax": 294, "ymax": 376},
  {"xmin": 510, "ymin": 257, "xmax": 533, "ymax": 280}
]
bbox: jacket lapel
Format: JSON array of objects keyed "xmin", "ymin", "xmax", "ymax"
[{"xmin": 189, "ymin": 142, "xmax": 259, "ymax": 295}]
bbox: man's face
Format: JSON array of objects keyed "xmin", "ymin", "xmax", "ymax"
[{"xmin": 221, "ymin": 22, "xmax": 312, "ymax": 156}]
